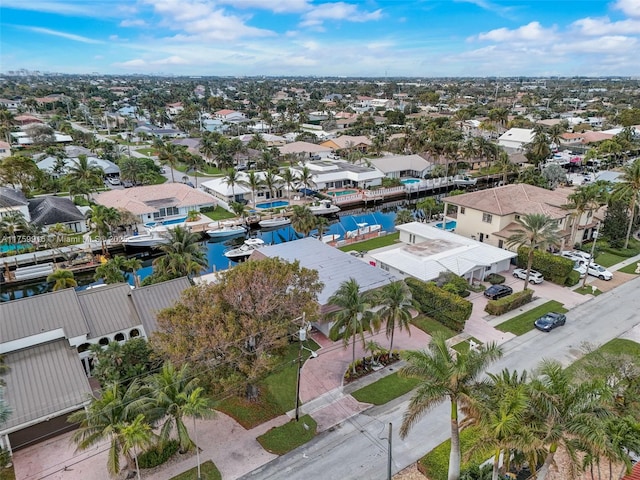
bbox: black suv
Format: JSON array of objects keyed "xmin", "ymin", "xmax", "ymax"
[{"xmin": 484, "ymin": 284, "xmax": 513, "ymax": 300}]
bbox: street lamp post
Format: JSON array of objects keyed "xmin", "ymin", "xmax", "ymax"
[
  {"xmin": 295, "ymin": 317, "xmax": 317, "ymax": 422},
  {"xmin": 581, "ymin": 222, "xmax": 600, "ymax": 289}
]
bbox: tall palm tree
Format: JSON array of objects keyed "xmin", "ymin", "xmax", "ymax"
[
  {"xmin": 297, "ymin": 165, "xmax": 316, "ymax": 197},
  {"xmin": 67, "ymin": 154, "xmax": 103, "ymax": 198},
  {"xmin": 153, "ymin": 226, "xmax": 207, "ymax": 279},
  {"xmin": 0, "ymin": 210, "xmax": 28, "ymax": 238},
  {"xmin": 314, "ymin": 216, "xmax": 329, "ymax": 241},
  {"xmin": 290, "ymin": 205, "xmax": 316, "ymax": 237},
  {"xmin": 611, "ymin": 158, "xmax": 640, "ymax": 249},
  {"xmin": 280, "ymin": 168, "xmax": 298, "ymax": 200},
  {"xmin": 327, "ymin": 278, "xmax": 379, "ymax": 374},
  {"xmin": 399, "ymin": 332, "xmax": 503, "ymax": 480},
  {"xmin": 416, "ymin": 197, "xmax": 437, "ymax": 222},
  {"xmin": 529, "ymin": 360, "xmax": 612, "ymax": 480},
  {"xmin": 69, "ymin": 381, "xmax": 152, "ymax": 477},
  {"xmin": 375, "ymin": 281, "xmax": 413, "ymax": 352},
  {"xmin": 506, "ymin": 213, "xmax": 561, "ymax": 290},
  {"xmin": 120, "ymin": 414, "xmax": 153, "ymax": 480},
  {"xmin": 185, "ymin": 153, "xmax": 204, "ymax": 188},
  {"xmin": 239, "ymin": 170, "xmax": 264, "ymax": 206},
  {"xmin": 88, "ymin": 204, "xmax": 121, "ymax": 255},
  {"xmin": 94, "ymin": 256, "xmax": 128, "ymax": 284},
  {"xmin": 395, "ymin": 209, "xmax": 414, "ymax": 225},
  {"xmin": 47, "ymin": 269, "xmax": 77, "ymax": 291},
  {"xmin": 158, "ymin": 142, "xmax": 186, "ymax": 183},
  {"xmin": 147, "ymin": 362, "xmax": 214, "ymax": 453},
  {"xmin": 494, "ymin": 150, "xmax": 518, "ymax": 185},
  {"xmin": 566, "ymin": 184, "xmax": 606, "ymax": 247},
  {"xmin": 222, "ymin": 168, "xmax": 241, "ymax": 203},
  {"xmin": 199, "ymin": 133, "xmax": 217, "ymax": 165},
  {"xmin": 263, "ymin": 170, "xmax": 282, "ymax": 200}
]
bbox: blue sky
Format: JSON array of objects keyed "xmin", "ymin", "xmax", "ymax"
[{"xmin": 1, "ymin": 0, "xmax": 639, "ymax": 76}]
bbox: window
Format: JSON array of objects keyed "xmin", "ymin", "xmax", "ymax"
[
  {"xmin": 498, "ymin": 240, "xmax": 504, "ymax": 249},
  {"xmin": 130, "ymin": 329, "xmax": 140, "ymax": 338},
  {"xmin": 98, "ymin": 337, "xmax": 109, "ymax": 346},
  {"xmin": 482, "ymin": 213, "xmax": 493, "ymax": 223},
  {"xmin": 515, "ymin": 214, "xmax": 520, "ymax": 220},
  {"xmin": 114, "ymin": 333, "xmax": 125, "ymax": 342},
  {"xmin": 460, "ymin": 207, "xmax": 465, "ymax": 215}
]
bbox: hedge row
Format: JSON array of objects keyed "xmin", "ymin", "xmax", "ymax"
[
  {"xmin": 517, "ymin": 247, "xmax": 574, "ymax": 284},
  {"xmin": 484, "ymin": 288, "xmax": 534, "ymax": 316},
  {"xmin": 406, "ymin": 278, "xmax": 472, "ymax": 333},
  {"xmin": 138, "ymin": 439, "xmax": 179, "ymax": 469}
]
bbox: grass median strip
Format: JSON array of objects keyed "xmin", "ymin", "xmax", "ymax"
[
  {"xmin": 618, "ymin": 262, "xmax": 640, "ymax": 274},
  {"xmin": 411, "ymin": 315, "xmax": 457, "ymax": 339},
  {"xmin": 257, "ymin": 415, "xmax": 317, "ymax": 455},
  {"xmin": 351, "ymin": 372, "xmax": 419, "ymax": 405},
  {"xmin": 170, "ymin": 461, "xmax": 222, "ymax": 480},
  {"xmin": 574, "ymin": 286, "xmax": 603, "ymax": 296},
  {"xmin": 496, "ymin": 300, "xmax": 567, "ymax": 335}
]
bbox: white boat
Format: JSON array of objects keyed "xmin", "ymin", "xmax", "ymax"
[
  {"xmin": 122, "ymin": 226, "xmax": 170, "ymax": 248},
  {"xmin": 143, "ymin": 215, "xmax": 187, "ymax": 229},
  {"xmin": 259, "ymin": 217, "xmax": 291, "ymax": 228},
  {"xmin": 346, "ymin": 223, "xmax": 381, "ymax": 239},
  {"xmin": 321, "ymin": 234, "xmax": 341, "ymax": 243},
  {"xmin": 224, "ymin": 238, "xmax": 265, "ymax": 260},
  {"xmin": 206, "ymin": 222, "xmax": 246, "ymax": 238},
  {"xmin": 453, "ymin": 175, "xmax": 478, "ymax": 187},
  {"xmin": 309, "ymin": 200, "xmax": 341, "ymax": 215}
]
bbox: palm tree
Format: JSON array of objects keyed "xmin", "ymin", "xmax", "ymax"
[
  {"xmin": 529, "ymin": 360, "xmax": 612, "ymax": 480},
  {"xmin": 290, "ymin": 205, "xmax": 315, "ymax": 237},
  {"xmin": 395, "ymin": 209, "xmax": 414, "ymax": 226},
  {"xmin": 315, "ymin": 216, "xmax": 329, "ymax": 241},
  {"xmin": 66, "ymin": 154, "xmax": 103, "ymax": 198},
  {"xmin": 0, "ymin": 210, "xmax": 28, "ymax": 238},
  {"xmin": 69, "ymin": 381, "xmax": 152, "ymax": 477},
  {"xmin": 185, "ymin": 153, "xmax": 204, "ymax": 188},
  {"xmin": 148, "ymin": 362, "xmax": 215, "ymax": 453},
  {"xmin": 88, "ymin": 204, "xmax": 121, "ymax": 255},
  {"xmin": 280, "ymin": 168, "xmax": 298, "ymax": 199},
  {"xmin": 375, "ymin": 281, "xmax": 413, "ymax": 352},
  {"xmin": 239, "ymin": 170, "xmax": 264, "ymax": 206},
  {"xmin": 611, "ymin": 158, "xmax": 640, "ymax": 249},
  {"xmin": 222, "ymin": 168, "xmax": 241, "ymax": 203},
  {"xmin": 506, "ymin": 213, "xmax": 560, "ymax": 290},
  {"xmin": 494, "ymin": 150, "xmax": 518, "ymax": 186},
  {"xmin": 158, "ymin": 142, "xmax": 186, "ymax": 183},
  {"xmin": 297, "ymin": 165, "xmax": 316, "ymax": 197},
  {"xmin": 263, "ymin": 170, "xmax": 282, "ymax": 200},
  {"xmin": 94, "ymin": 256, "xmax": 129, "ymax": 284},
  {"xmin": 199, "ymin": 133, "xmax": 217, "ymax": 165},
  {"xmin": 47, "ymin": 269, "xmax": 77, "ymax": 291},
  {"xmin": 153, "ymin": 226, "xmax": 207, "ymax": 279},
  {"xmin": 399, "ymin": 332, "xmax": 503, "ymax": 480},
  {"xmin": 416, "ymin": 197, "xmax": 438, "ymax": 222},
  {"xmin": 120, "ymin": 414, "xmax": 153, "ymax": 480},
  {"xmin": 566, "ymin": 184, "xmax": 606, "ymax": 248},
  {"xmin": 327, "ymin": 278, "xmax": 379, "ymax": 374}
]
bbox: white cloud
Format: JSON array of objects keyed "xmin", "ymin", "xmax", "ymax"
[
  {"xmin": 572, "ymin": 16, "xmax": 640, "ymax": 35},
  {"xmin": 300, "ymin": 2, "xmax": 382, "ymax": 27},
  {"xmin": 2, "ymin": 0, "xmax": 122, "ymax": 17},
  {"xmin": 114, "ymin": 59, "xmax": 147, "ymax": 68},
  {"xmin": 24, "ymin": 26, "xmax": 104, "ymax": 44},
  {"xmin": 552, "ymin": 35, "xmax": 637, "ymax": 55},
  {"xmin": 476, "ymin": 21, "xmax": 557, "ymax": 43},
  {"xmin": 141, "ymin": 0, "xmax": 274, "ymax": 40},
  {"xmin": 109, "ymin": 35, "xmax": 119, "ymax": 41},
  {"xmin": 613, "ymin": 0, "xmax": 640, "ymax": 18},
  {"xmin": 152, "ymin": 55, "xmax": 189, "ymax": 65},
  {"xmin": 218, "ymin": 0, "xmax": 310, "ymax": 13},
  {"xmin": 120, "ymin": 19, "xmax": 148, "ymax": 27}
]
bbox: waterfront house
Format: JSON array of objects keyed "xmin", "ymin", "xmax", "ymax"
[
  {"xmin": 28, "ymin": 196, "xmax": 88, "ymax": 233},
  {"xmin": 200, "ymin": 170, "xmax": 284, "ymax": 209},
  {"xmin": 369, "ymin": 154, "xmax": 433, "ymax": 179},
  {"xmin": 371, "ymin": 222, "xmax": 516, "ymax": 284},
  {"xmin": 250, "ymin": 238, "xmax": 396, "ymax": 336},
  {"xmin": 289, "ymin": 159, "xmax": 384, "ymax": 191},
  {"xmin": 0, "ymin": 277, "xmax": 191, "ymax": 453},
  {"xmin": 0, "ymin": 187, "xmax": 30, "ymax": 220},
  {"xmin": 94, "ymin": 183, "xmax": 216, "ymax": 225},
  {"xmin": 442, "ymin": 184, "xmax": 597, "ymax": 250}
]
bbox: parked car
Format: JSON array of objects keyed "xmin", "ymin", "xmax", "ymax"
[
  {"xmin": 107, "ymin": 177, "xmax": 121, "ymax": 185},
  {"xmin": 484, "ymin": 284, "xmax": 513, "ymax": 300},
  {"xmin": 573, "ymin": 262, "xmax": 587, "ymax": 278},
  {"xmin": 122, "ymin": 180, "xmax": 134, "ymax": 188},
  {"xmin": 587, "ymin": 263, "xmax": 613, "ymax": 280},
  {"xmin": 512, "ymin": 268, "xmax": 544, "ymax": 284},
  {"xmin": 184, "ymin": 181, "xmax": 195, "ymax": 188},
  {"xmin": 534, "ymin": 312, "xmax": 567, "ymax": 332},
  {"xmin": 560, "ymin": 250, "xmax": 591, "ymax": 263}
]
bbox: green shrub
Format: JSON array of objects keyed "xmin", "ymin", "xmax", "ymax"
[
  {"xmin": 485, "ymin": 273, "xmax": 505, "ymax": 284},
  {"xmin": 517, "ymin": 247, "xmax": 573, "ymax": 284},
  {"xmin": 406, "ymin": 278, "xmax": 472, "ymax": 332},
  {"xmin": 138, "ymin": 440, "xmax": 179, "ymax": 469},
  {"xmin": 73, "ymin": 195, "xmax": 90, "ymax": 206},
  {"xmin": 459, "ymin": 290, "xmax": 471, "ymax": 298},
  {"xmin": 564, "ymin": 269, "xmax": 581, "ymax": 287},
  {"xmin": 484, "ymin": 289, "xmax": 534, "ymax": 316},
  {"xmin": 468, "ymin": 283, "xmax": 486, "ymax": 292}
]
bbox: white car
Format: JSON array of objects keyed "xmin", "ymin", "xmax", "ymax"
[
  {"xmin": 513, "ymin": 268, "xmax": 544, "ymax": 284},
  {"xmin": 560, "ymin": 250, "xmax": 591, "ymax": 263},
  {"xmin": 573, "ymin": 262, "xmax": 587, "ymax": 278},
  {"xmin": 587, "ymin": 263, "xmax": 613, "ymax": 280},
  {"xmin": 107, "ymin": 177, "xmax": 121, "ymax": 185}
]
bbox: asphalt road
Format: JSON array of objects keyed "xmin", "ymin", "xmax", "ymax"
[{"xmin": 240, "ymin": 276, "xmax": 640, "ymax": 480}]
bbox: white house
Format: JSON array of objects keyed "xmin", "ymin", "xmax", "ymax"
[
  {"xmin": 497, "ymin": 128, "xmax": 534, "ymax": 150},
  {"xmin": 290, "ymin": 159, "xmax": 384, "ymax": 191},
  {"xmin": 201, "ymin": 171, "xmax": 285, "ymax": 208},
  {"xmin": 369, "ymin": 154, "xmax": 433, "ymax": 179},
  {"xmin": 371, "ymin": 222, "xmax": 516, "ymax": 283},
  {"xmin": 36, "ymin": 156, "xmax": 120, "ymax": 177},
  {"xmin": 214, "ymin": 109, "xmax": 246, "ymax": 121}
]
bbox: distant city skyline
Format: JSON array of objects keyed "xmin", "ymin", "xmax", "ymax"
[{"xmin": 1, "ymin": 0, "xmax": 639, "ymax": 77}]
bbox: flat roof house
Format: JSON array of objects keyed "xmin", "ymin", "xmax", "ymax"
[
  {"xmin": 369, "ymin": 154, "xmax": 433, "ymax": 179},
  {"xmin": 497, "ymin": 128, "xmax": 534, "ymax": 150},
  {"xmin": 289, "ymin": 160, "xmax": 384, "ymax": 191},
  {"xmin": 371, "ymin": 222, "xmax": 516, "ymax": 283}
]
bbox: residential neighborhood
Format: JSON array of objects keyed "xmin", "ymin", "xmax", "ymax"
[{"xmin": 1, "ymin": 27, "xmax": 640, "ymax": 480}]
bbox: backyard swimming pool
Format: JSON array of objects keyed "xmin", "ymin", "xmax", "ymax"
[
  {"xmin": 255, "ymin": 200, "xmax": 290, "ymax": 209},
  {"xmin": 328, "ymin": 189, "xmax": 358, "ymax": 196},
  {"xmin": 434, "ymin": 220, "xmax": 457, "ymax": 231},
  {"xmin": 401, "ymin": 178, "xmax": 420, "ymax": 185}
]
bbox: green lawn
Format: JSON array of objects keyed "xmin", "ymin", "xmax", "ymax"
[
  {"xmin": 202, "ymin": 207, "xmax": 236, "ymax": 222},
  {"xmin": 496, "ymin": 301, "xmax": 567, "ymax": 335},
  {"xmin": 338, "ymin": 232, "xmax": 400, "ymax": 252},
  {"xmin": 351, "ymin": 372, "xmax": 419, "ymax": 405},
  {"xmin": 411, "ymin": 315, "xmax": 457, "ymax": 339},
  {"xmin": 257, "ymin": 415, "xmax": 318, "ymax": 455},
  {"xmin": 618, "ymin": 262, "xmax": 640, "ymax": 274},
  {"xmin": 216, "ymin": 339, "xmax": 319, "ymax": 429},
  {"xmin": 574, "ymin": 286, "xmax": 603, "ymax": 296},
  {"xmin": 136, "ymin": 147, "xmax": 157, "ymax": 156},
  {"xmin": 594, "ymin": 252, "xmax": 627, "ymax": 267},
  {"xmin": 418, "ymin": 427, "xmax": 489, "ymax": 480},
  {"xmin": 0, "ymin": 466, "xmax": 15, "ymax": 480},
  {"xmin": 169, "ymin": 461, "xmax": 222, "ymax": 480},
  {"xmin": 452, "ymin": 337, "xmax": 482, "ymax": 354},
  {"xmin": 565, "ymin": 338, "xmax": 640, "ymax": 377}
]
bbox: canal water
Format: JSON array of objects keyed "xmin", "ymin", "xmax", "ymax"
[{"xmin": 1, "ymin": 209, "xmax": 401, "ymax": 302}]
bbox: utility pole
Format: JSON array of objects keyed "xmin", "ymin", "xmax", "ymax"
[
  {"xmin": 387, "ymin": 423, "xmax": 393, "ymax": 480},
  {"xmin": 295, "ymin": 313, "xmax": 306, "ymax": 422},
  {"xmin": 581, "ymin": 222, "xmax": 600, "ymax": 289}
]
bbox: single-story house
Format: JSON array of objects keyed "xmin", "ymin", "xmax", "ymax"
[
  {"xmin": 36, "ymin": 156, "xmax": 120, "ymax": 177},
  {"xmin": 320, "ymin": 135, "xmax": 372, "ymax": 152},
  {"xmin": 278, "ymin": 141, "xmax": 332, "ymax": 158},
  {"xmin": 369, "ymin": 154, "xmax": 434, "ymax": 179},
  {"xmin": 371, "ymin": 222, "xmax": 516, "ymax": 283},
  {"xmin": 94, "ymin": 183, "xmax": 216, "ymax": 224},
  {"xmin": 0, "ymin": 277, "xmax": 191, "ymax": 453},
  {"xmin": 497, "ymin": 128, "xmax": 534, "ymax": 150},
  {"xmin": 28, "ymin": 196, "xmax": 88, "ymax": 233},
  {"xmin": 200, "ymin": 171, "xmax": 284, "ymax": 208},
  {"xmin": 0, "ymin": 187, "xmax": 30, "ymax": 220},
  {"xmin": 249, "ymin": 237, "xmax": 396, "ymax": 336},
  {"xmin": 289, "ymin": 160, "xmax": 384, "ymax": 190}
]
